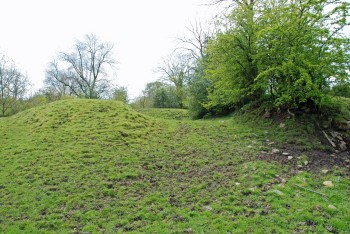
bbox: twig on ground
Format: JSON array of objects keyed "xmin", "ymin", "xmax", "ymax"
[
  {"xmin": 294, "ymin": 184, "xmax": 329, "ymax": 198},
  {"xmin": 287, "ymin": 109, "xmax": 295, "ymax": 118},
  {"xmin": 322, "ymin": 130, "xmax": 337, "ymax": 148}
]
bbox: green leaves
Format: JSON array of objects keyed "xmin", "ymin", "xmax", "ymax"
[{"xmin": 204, "ymin": 0, "xmax": 350, "ymax": 110}]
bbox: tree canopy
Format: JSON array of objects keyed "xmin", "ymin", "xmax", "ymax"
[{"xmin": 204, "ymin": 0, "xmax": 350, "ymax": 112}]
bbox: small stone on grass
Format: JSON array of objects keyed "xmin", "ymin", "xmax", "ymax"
[
  {"xmin": 271, "ymin": 189, "xmax": 284, "ymax": 196},
  {"xmin": 323, "ymin": 181, "xmax": 334, "ymax": 187}
]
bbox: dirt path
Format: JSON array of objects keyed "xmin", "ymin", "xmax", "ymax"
[{"xmin": 258, "ymin": 146, "xmax": 350, "ymax": 177}]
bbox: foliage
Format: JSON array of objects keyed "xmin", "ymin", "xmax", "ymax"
[
  {"xmin": 330, "ymin": 82, "xmax": 350, "ymax": 98},
  {"xmin": 187, "ymin": 63, "xmax": 211, "ymax": 119},
  {"xmin": 157, "ymin": 52, "xmax": 192, "ymax": 108},
  {"xmin": 153, "ymin": 86, "xmax": 180, "ymax": 108},
  {"xmin": 256, "ymin": 0, "xmax": 349, "ymax": 108},
  {"xmin": 14, "ymin": 93, "xmax": 48, "ymax": 113},
  {"xmin": 144, "ymin": 81, "xmax": 165, "ymax": 102},
  {"xmin": 318, "ymin": 96, "xmax": 350, "ymax": 121},
  {"xmin": 111, "ymin": 86, "xmax": 128, "ymax": 103},
  {"xmin": 133, "ymin": 81, "xmax": 182, "ymax": 109},
  {"xmin": 204, "ymin": 0, "xmax": 350, "ymax": 112},
  {"xmin": 205, "ymin": 0, "xmax": 260, "ymax": 110}
]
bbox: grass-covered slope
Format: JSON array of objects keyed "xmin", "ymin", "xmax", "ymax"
[
  {"xmin": 1, "ymin": 99, "xmax": 349, "ymax": 233},
  {"xmin": 135, "ymin": 108, "xmax": 189, "ymax": 120}
]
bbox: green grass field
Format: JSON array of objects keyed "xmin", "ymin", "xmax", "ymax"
[{"xmin": 1, "ymin": 99, "xmax": 349, "ymax": 233}]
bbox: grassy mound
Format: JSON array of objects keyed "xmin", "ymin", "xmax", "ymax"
[
  {"xmin": 12, "ymin": 99, "xmax": 152, "ymax": 135},
  {"xmin": 0, "ymin": 100, "xmax": 349, "ymax": 233}
]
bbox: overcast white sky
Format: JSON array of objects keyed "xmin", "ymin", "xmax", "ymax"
[{"xmin": 0, "ymin": 0, "xmax": 222, "ymax": 98}]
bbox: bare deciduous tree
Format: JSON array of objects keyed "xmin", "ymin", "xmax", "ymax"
[
  {"xmin": 45, "ymin": 34, "xmax": 116, "ymax": 99},
  {"xmin": 0, "ymin": 53, "xmax": 30, "ymax": 116},
  {"xmin": 157, "ymin": 52, "xmax": 192, "ymax": 108},
  {"xmin": 45, "ymin": 60, "xmax": 74, "ymax": 97},
  {"xmin": 176, "ymin": 19, "xmax": 212, "ymax": 61}
]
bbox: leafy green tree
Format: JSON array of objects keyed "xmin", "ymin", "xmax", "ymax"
[
  {"xmin": 143, "ymin": 81, "xmax": 165, "ymax": 106},
  {"xmin": 331, "ymin": 82, "xmax": 350, "ymax": 98},
  {"xmin": 255, "ymin": 0, "xmax": 350, "ymax": 108},
  {"xmin": 133, "ymin": 81, "xmax": 180, "ymax": 109},
  {"xmin": 157, "ymin": 53, "xmax": 192, "ymax": 108},
  {"xmin": 153, "ymin": 86, "xmax": 179, "ymax": 108},
  {"xmin": 205, "ymin": 0, "xmax": 349, "ymax": 111},
  {"xmin": 188, "ymin": 61, "xmax": 212, "ymax": 118},
  {"xmin": 205, "ymin": 0, "xmax": 261, "ymax": 110},
  {"xmin": 112, "ymin": 86, "xmax": 128, "ymax": 103},
  {"xmin": 153, "ymin": 88, "xmax": 170, "ymax": 108}
]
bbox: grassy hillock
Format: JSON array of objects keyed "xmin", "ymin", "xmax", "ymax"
[{"xmin": 1, "ymin": 99, "xmax": 349, "ymax": 233}]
